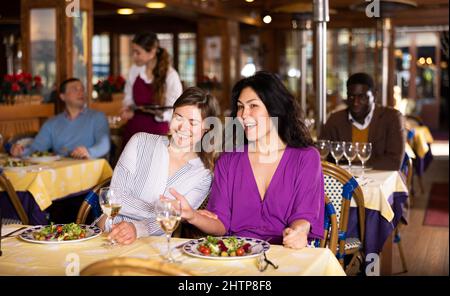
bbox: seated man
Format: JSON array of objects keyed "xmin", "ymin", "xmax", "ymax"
[
  {"xmin": 320, "ymin": 72, "xmax": 405, "ymax": 171},
  {"xmin": 10, "ymin": 78, "xmax": 110, "ymax": 159}
]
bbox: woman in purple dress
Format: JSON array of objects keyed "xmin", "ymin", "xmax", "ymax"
[
  {"xmin": 169, "ymin": 71, "xmax": 325, "ymax": 249},
  {"xmin": 120, "ymin": 32, "xmax": 183, "ymax": 146}
]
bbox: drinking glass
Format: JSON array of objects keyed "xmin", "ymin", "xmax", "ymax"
[
  {"xmin": 330, "ymin": 141, "xmax": 345, "ymax": 165},
  {"xmin": 99, "ymin": 187, "xmax": 124, "ymax": 247},
  {"xmin": 356, "ymin": 142, "xmax": 372, "ymax": 179},
  {"xmin": 155, "ymin": 199, "xmax": 182, "ymax": 262},
  {"xmin": 316, "ymin": 140, "xmax": 330, "ymax": 161},
  {"xmin": 343, "ymin": 142, "xmax": 358, "ymax": 171}
]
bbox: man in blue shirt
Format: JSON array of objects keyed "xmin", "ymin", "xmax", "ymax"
[{"xmin": 10, "ymin": 78, "xmax": 110, "ymax": 159}]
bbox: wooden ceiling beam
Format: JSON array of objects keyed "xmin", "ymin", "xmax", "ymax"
[{"xmin": 98, "ymin": 0, "xmax": 263, "ymax": 26}]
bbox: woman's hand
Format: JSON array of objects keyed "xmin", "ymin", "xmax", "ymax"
[
  {"xmin": 164, "ymin": 188, "xmax": 196, "ymax": 222},
  {"xmin": 108, "ymin": 221, "xmax": 137, "ymax": 245},
  {"xmin": 282, "ymin": 227, "xmax": 308, "ymax": 249},
  {"xmin": 120, "ymin": 106, "xmax": 134, "ymax": 121}
]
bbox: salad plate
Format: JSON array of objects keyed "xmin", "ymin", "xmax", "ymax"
[
  {"xmin": 27, "ymin": 152, "xmax": 61, "ymax": 163},
  {"xmin": 19, "ymin": 223, "xmax": 102, "ymax": 244},
  {"xmin": 183, "ymin": 236, "xmax": 270, "ymax": 260}
]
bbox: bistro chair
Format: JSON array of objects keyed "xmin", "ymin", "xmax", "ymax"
[
  {"xmin": 75, "ymin": 177, "xmax": 111, "ymax": 225},
  {"xmin": 309, "ymin": 195, "xmax": 339, "ymax": 255},
  {"xmin": 394, "ymin": 153, "xmax": 413, "ymax": 274},
  {"xmin": 321, "ymin": 161, "xmax": 365, "ymax": 275},
  {"xmin": 80, "ymin": 257, "xmax": 193, "ymax": 276},
  {"xmin": 0, "ymin": 168, "xmax": 29, "ymax": 225}
]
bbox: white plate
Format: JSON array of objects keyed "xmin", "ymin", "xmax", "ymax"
[
  {"xmin": 183, "ymin": 236, "xmax": 270, "ymax": 260},
  {"xmin": 19, "ymin": 224, "xmax": 102, "ymax": 244},
  {"xmin": 26, "ymin": 155, "xmax": 61, "ymax": 163}
]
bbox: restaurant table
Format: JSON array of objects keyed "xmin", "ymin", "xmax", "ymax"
[
  {"xmin": 408, "ymin": 126, "xmax": 434, "ymax": 177},
  {"xmin": 346, "ymin": 169, "xmax": 409, "ymax": 275},
  {"xmin": 0, "ymin": 158, "xmax": 113, "ymax": 224},
  {"xmin": 0, "ymin": 225, "xmax": 345, "ymax": 276}
]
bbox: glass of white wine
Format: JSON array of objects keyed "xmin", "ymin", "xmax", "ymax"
[
  {"xmin": 99, "ymin": 187, "xmax": 123, "ymax": 247},
  {"xmin": 316, "ymin": 140, "xmax": 330, "ymax": 161},
  {"xmin": 330, "ymin": 141, "xmax": 345, "ymax": 165},
  {"xmin": 356, "ymin": 142, "xmax": 372, "ymax": 180},
  {"xmin": 155, "ymin": 199, "xmax": 182, "ymax": 263}
]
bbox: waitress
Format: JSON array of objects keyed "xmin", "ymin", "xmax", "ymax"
[{"xmin": 120, "ymin": 32, "xmax": 183, "ymax": 146}]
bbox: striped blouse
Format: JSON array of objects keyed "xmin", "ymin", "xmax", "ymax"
[{"xmin": 107, "ymin": 132, "xmax": 212, "ymax": 237}]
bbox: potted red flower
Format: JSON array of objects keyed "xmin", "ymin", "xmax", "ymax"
[
  {"xmin": 1, "ymin": 72, "xmax": 43, "ymax": 104},
  {"xmin": 94, "ymin": 75, "xmax": 126, "ymax": 102}
]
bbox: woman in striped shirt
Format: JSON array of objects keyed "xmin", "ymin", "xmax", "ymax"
[{"xmin": 103, "ymin": 87, "xmax": 220, "ymax": 245}]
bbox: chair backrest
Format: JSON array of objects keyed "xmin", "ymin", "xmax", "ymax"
[
  {"xmin": 0, "ymin": 169, "xmax": 29, "ymax": 225},
  {"xmin": 80, "ymin": 257, "xmax": 194, "ymax": 276},
  {"xmin": 321, "ymin": 161, "xmax": 365, "ymax": 257},
  {"xmin": 317, "ymin": 195, "xmax": 339, "ymax": 254},
  {"xmin": 76, "ymin": 177, "xmax": 112, "ymax": 224},
  {"xmin": 400, "ymin": 153, "xmax": 413, "ymax": 190}
]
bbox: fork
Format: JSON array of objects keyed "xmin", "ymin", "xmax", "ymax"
[{"xmin": 264, "ymin": 252, "xmax": 279, "ymax": 269}]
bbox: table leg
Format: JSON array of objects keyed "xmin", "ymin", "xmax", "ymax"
[{"xmin": 380, "ymin": 232, "xmax": 393, "ymax": 275}]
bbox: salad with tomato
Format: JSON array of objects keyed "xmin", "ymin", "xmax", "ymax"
[
  {"xmin": 32, "ymin": 223, "xmax": 87, "ymax": 241},
  {"xmin": 197, "ymin": 236, "xmax": 253, "ymax": 257}
]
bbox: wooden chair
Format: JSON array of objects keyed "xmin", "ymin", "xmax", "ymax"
[
  {"xmin": 394, "ymin": 154, "xmax": 413, "ymax": 274},
  {"xmin": 318, "ymin": 195, "xmax": 339, "ymax": 254},
  {"xmin": 75, "ymin": 177, "xmax": 112, "ymax": 224},
  {"xmin": 80, "ymin": 257, "xmax": 194, "ymax": 276},
  {"xmin": 0, "ymin": 169, "xmax": 29, "ymax": 225},
  {"xmin": 321, "ymin": 161, "xmax": 365, "ymax": 275}
]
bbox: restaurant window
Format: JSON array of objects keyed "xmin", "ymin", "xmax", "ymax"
[
  {"xmin": 157, "ymin": 33, "xmax": 174, "ymax": 58},
  {"xmin": 178, "ymin": 33, "xmax": 196, "ymax": 88},
  {"xmin": 394, "ymin": 28, "xmax": 445, "ymax": 120},
  {"xmin": 327, "ymin": 29, "xmax": 350, "ymax": 103},
  {"xmin": 281, "ymin": 30, "xmax": 313, "ymax": 99},
  {"xmin": 72, "ymin": 11, "xmax": 89, "ymax": 91},
  {"xmin": 92, "ymin": 34, "xmax": 110, "ymax": 83},
  {"xmin": 350, "ymin": 28, "xmax": 376, "ymax": 78},
  {"xmin": 240, "ymin": 34, "xmax": 261, "ymax": 78},
  {"xmin": 30, "ymin": 8, "xmax": 56, "ymax": 101}
]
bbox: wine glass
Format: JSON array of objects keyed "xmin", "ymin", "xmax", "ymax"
[
  {"xmin": 343, "ymin": 142, "xmax": 358, "ymax": 171},
  {"xmin": 330, "ymin": 141, "xmax": 345, "ymax": 165},
  {"xmin": 155, "ymin": 199, "xmax": 182, "ymax": 263},
  {"xmin": 316, "ymin": 140, "xmax": 330, "ymax": 161},
  {"xmin": 356, "ymin": 142, "xmax": 372, "ymax": 179},
  {"xmin": 99, "ymin": 187, "xmax": 124, "ymax": 247}
]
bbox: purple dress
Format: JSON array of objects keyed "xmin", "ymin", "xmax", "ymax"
[
  {"xmin": 122, "ymin": 76, "xmax": 169, "ymax": 146},
  {"xmin": 207, "ymin": 145, "xmax": 325, "ymax": 245}
]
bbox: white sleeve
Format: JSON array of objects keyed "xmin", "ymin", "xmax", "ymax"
[
  {"xmin": 122, "ymin": 66, "xmax": 140, "ymax": 108},
  {"xmin": 154, "ymin": 68, "xmax": 183, "ymax": 122}
]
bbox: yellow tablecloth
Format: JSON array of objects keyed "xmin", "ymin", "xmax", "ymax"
[
  {"xmin": 410, "ymin": 126, "xmax": 434, "ymax": 158},
  {"xmin": 351, "ymin": 170, "xmax": 408, "ymax": 222},
  {"xmin": 1, "ymin": 159, "xmax": 112, "ymax": 210},
  {"xmin": 0, "ymin": 227, "xmax": 345, "ymax": 276}
]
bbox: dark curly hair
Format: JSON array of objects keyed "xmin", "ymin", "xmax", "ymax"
[{"xmin": 230, "ymin": 71, "xmax": 313, "ymax": 148}]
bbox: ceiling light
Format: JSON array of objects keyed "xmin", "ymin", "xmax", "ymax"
[
  {"xmin": 117, "ymin": 8, "xmax": 134, "ymax": 15},
  {"xmin": 146, "ymin": 2, "xmax": 166, "ymax": 9},
  {"xmin": 245, "ymin": 0, "xmax": 255, "ymax": 3},
  {"xmin": 263, "ymin": 15, "xmax": 272, "ymax": 24}
]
